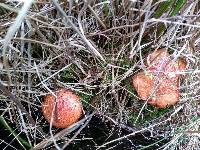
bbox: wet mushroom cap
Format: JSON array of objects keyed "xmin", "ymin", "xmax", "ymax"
[
  {"xmin": 132, "ymin": 71, "xmax": 153, "ymax": 100},
  {"xmin": 132, "ymin": 49, "xmax": 187, "ymax": 108},
  {"xmin": 153, "ymin": 90, "xmax": 179, "ymax": 108},
  {"xmin": 146, "ymin": 48, "xmax": 169, "ymax": 67},
  {"xmin": 132, "ymin": 71, "xmax": 180, "ymax": 108},
  {"xmin": 42, "ymin": 89, "xmax": 82, "ymax": 128}
]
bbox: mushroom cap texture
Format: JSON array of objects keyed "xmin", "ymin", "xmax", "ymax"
[
  {"xmin": 132, "ymin": 49, "xmax": 187, "ymax": 108},
  {"xmin": 42, "ymin": 89, "xmax": 82, "ymax": 128}
]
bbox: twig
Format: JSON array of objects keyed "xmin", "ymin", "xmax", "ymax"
[
  {"xmin": 51, "ymin": 0, "xmax": 106, "ymax": 63},
  {"xmin": 0, "ymin": 81, "xmax": 46, "ymax": 137},
  {"xmin": 13, "ymin": 37, "xmax": 65, "ymax": 49},
  {"xmin": 62, "ymin": 112, "xmax": 94, "ymax": 149},
  {"xmin": 87, "ymin": 3, "xmax": 107, "ymax": 29},
  {"xmin": 32, "ymin": 113, "xmax": 95, "ymax": 150},
  {"xmin": 2, "ymin": 1, "xmax": 33, "ymax": 86}
]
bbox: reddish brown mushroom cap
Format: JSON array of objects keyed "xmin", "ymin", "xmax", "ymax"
[
  {"xmin": 42, "ymin": 89, "xmax": 82, "ymax": 128},
  {"xmin": 146, "ymin": 48, "xmax": 169, "ymax": 67},
  {"xmin": 132, "ymin": 71, "xmax": 180, "ymax": 108},
  {"xmin": 132, "ymin": 49, "xmax": 187, "ymax": 108},
  {"xmin": 132, "ymin": 72, "xmax": 153, "ymax": 100}
]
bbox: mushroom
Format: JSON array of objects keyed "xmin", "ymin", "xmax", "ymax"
[
  {"xmin": 42, "ymin": 88, "xmax": 82, "ymax": 128},
  {"xmin": 132, "ymin": 49, "xmax": 187, "ymax": 108}
]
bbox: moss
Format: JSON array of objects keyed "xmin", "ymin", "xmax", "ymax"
[
  {"xmin": 129, "ymin": 104, "xmax": 171, "ymax": 126},
  {"xmin": 59, "ymin": 64, "xmax": 79, "ymax": 83},
  {"xmin": 78, "ymin": 92, "xmax": 92, "ymax": 107}
]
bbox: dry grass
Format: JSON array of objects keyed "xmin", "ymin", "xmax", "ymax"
[{"xmin": 0, "ymin": 0, "xmax": 200, "ymax": 149}]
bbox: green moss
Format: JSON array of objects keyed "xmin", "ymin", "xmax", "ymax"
[
  {"xmin": 77, "ymin": 92, "xmax": 92, "ymax": 107},
  {"xmin": 129, "ymin": 105, "xmax": 171, "ymax": 126},
  {"xmin": 59, "ymin": 64, "xmax": 79, "ymax": 83},
  {"xmin": 124, "ymin": 77, "xmax": 135, "ymax": 93}
]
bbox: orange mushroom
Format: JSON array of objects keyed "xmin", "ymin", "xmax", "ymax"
[
  {"xmin": 42, "ymin": 88, "xmax": 82, "ymax": 128},
  {"xmin": 132, "ymin": 49, "xmax": 187, "ymax": 108}
]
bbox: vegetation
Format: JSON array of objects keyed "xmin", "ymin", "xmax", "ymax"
[{"xmin": 0, "ymin": 0, "xmax": 199, "ymax": 149}]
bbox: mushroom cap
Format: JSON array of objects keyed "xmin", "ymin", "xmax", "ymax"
[
  {"xmin": 145, "ymin": 48, "xmax": 169, "ymax": 67},
  {"xmin": 42, "ymin": 89, "xmax": 82, "ymax": 128},
  {"xmin": 132, "ymin": 71, "xmax": 180, "ymax": 108},
  {"xmin": 132, "ymin": 71, "xmax": 153, "ymax": 100},
  {"xmin": 152, "ymin": 90, "xmax": 179, "ymax": 108},
  {"xmin": 148, "ymin": 77, "xmax": 180, "ymax": 108},
  {"xmin": 132, "ymin": 49, "xmax": 187, "ymax": 108},
  {"xmin": 146, "ymin": 49, "xmax": 187, "ymax": 78}
]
